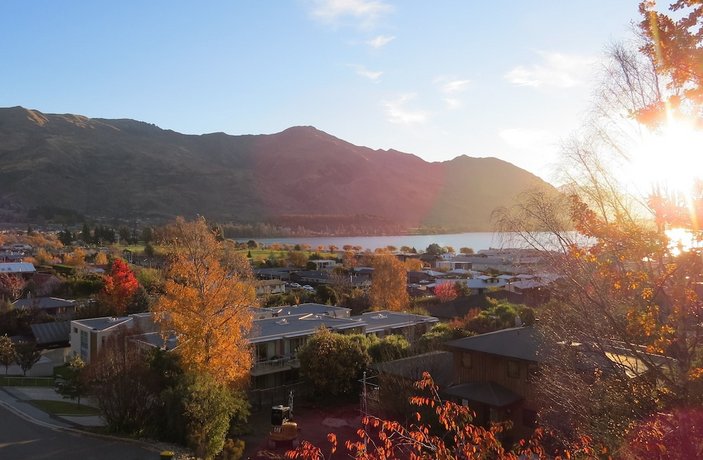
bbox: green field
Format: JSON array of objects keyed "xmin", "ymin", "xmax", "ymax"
[{"xmin": 30, "ymin": 399, "xmax": 100, "ymax": 416}]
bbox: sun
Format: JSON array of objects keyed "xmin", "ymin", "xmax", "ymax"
[{"xmin": 626, "ymin": 115, "xmax": 703, "ymax": 198}]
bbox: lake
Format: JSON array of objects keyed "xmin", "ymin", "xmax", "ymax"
[{"xmin": 236, "ymin": 232, "xmax": 530, "ymax": 252}]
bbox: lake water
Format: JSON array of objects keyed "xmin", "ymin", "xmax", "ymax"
[{"xmin": 236, "ymin": 232, "xmax": 530, "ymax": 252}]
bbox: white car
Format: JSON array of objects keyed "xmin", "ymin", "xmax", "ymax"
[
  {"xmin": 289, "ymin": 283, "xmax": 301, "ymax": 289},
  {"xmin": 302, "ymin": 285, "xmax": 315, "ymax": 291}
]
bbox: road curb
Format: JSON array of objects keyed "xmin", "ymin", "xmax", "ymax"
[{"xmin": 0, "ymin": 397, "xmax": 161, "ymax": 453}]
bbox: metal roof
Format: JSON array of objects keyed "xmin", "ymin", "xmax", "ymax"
[
  {"xmin": 13, "ymin": 297, "xmax": 75, "ymax": 310},
  {"xmin": 444, "ymin": 382, "xmax": 522, "ymax": 408},
  {"xmin": 31, "ymin": 321, "xmax": 70, "ymax": 345},
  {"xmin": 360, "ymin": 310, "xmax": 438, "ymax": 333},
  {"xmin": 73, "ymin": 316, "xmax": 132, "ymax": 331},
  {"xmin": 248, "ymin": 313, "xmax": 364, "ymax": 344},
  {"xmin": 0, "ymin": 262, "xmax": 36, "ymax": 273}
]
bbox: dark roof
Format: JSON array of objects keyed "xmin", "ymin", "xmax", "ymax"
[
  {"xmin": 446, "ymin": 326, "xmax": 541, "ymax": 362},
  {"xmin": 14, "ymin": 297, "xmax": 75, "ymax": 310},
  {"xmin": 31, "ymin": 321, "xmax": 70, "ymax": 346},
  {"xmin": 372, "ymin": 351, "xmax": 454, "ymax": 388},
  {"xmin": 263, "ymin": 303, "xmax": 351, "ymax": 318},
  {"xmin": 443, "ymin": 382, "xmax": 522, "ymax": 408},
  {"xmin": 248, "ymin": 313, "xmax": 364, "ymax": 344}
]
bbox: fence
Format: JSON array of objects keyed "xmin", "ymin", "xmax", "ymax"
[{"xmin": 249, "ymin": 381, "xmax": 308, "ymax": 412}]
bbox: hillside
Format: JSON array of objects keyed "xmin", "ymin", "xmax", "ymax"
[{"xmin": 0, "ymin": 106, "xmax": 554, "ymax": 232}]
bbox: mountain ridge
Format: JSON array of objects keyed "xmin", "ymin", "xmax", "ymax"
[{"xmin": 0, "ymin": 107, "xmax": 553, "ymax": 231}]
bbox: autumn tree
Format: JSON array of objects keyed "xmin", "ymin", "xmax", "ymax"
[
  {"xmin": 94, "ymin": 251, "xmax": 109, "ymax": 265},
  {"xmin": 63, "ymin": 248, "xmax": 86, "ymax": 267},
  {"xmin": 153, "ymin": 217, "xmax": 255, "ymax": 386},
  {"xmin": 100, "ymin": 258, "xmax": 139, "ymax": 316},
  {"xmin": 0, "ymin": 274, "xmax": 24, "ymax": 302},
  {"xmin": 370, "ymin": 254, "xmax": 409, "ymax": 311},
  {"xmin": 492, "ymin": 11, "xmax": 703, "ymax": 451},
  {"xmin": 434, "ymin": 282, "xmax": 458, "ymax": 303},
  {"xmin": 403, "ymin": 257, "xmax": 423, "ymax": 272},
  {"xmin": 0, "ymin": 334, "xmax": 15, "ymax": 375},
  {"xmin": 287, "ymin": 373, "xmax": 590, "ymax": 460}
]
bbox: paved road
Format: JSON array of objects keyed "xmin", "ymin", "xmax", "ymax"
[{"xmin": 0, "ymin": 404, "xmax": 158, "ymax": 460}]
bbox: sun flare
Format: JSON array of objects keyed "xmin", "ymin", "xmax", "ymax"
[{"xmin": 627, "ymin": 115, "xmax": 703, "ymax": 198}]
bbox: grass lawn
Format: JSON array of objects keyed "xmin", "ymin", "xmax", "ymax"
[{"xmin": 30, "ymin": 400, "xmax": 100, "ymax": 416}]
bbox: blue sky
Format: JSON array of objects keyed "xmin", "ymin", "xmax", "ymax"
[{"xmin": 1, "ymin": 1, "xmax": 641, "ymax": 182}]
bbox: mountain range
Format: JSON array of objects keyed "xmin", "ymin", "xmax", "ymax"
[{"xmin": 0, "ymin": 107, "xmax": 554, "ymax": 232}]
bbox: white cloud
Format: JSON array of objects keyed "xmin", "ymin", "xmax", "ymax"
[
  {"xmin": 366, "ymin": 34, "xmax": 395, "ymax": 48},
  {"xmin": 310, "ymin": 0, "xmax": 392, "ymax": 26},
  {"xmin": 350, "ymin": 64, "xmax": 383, "ymax": 81},
  {"xmin": 434, "ymin": 76, "xmax": 471, "ymax": 109},
  {"xmin": 383, "ymin": 94, "xmax": 430, "ymax": 125},
  {"xmin": 499, "ymin": 128, "xmax": 557, "ymax": 152},
  {"xmin": 504, "ymin": 51, "xmax": 598, "ymax": 88}
]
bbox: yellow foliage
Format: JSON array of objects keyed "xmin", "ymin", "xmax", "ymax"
[
  {"xmin": 94, "ymin": 252, "xmax": 109, "ymax": 265},
  {"xmin": 154, "ymin": 217, "xmax": 255, "ymax": 386},
  {"xmin": 370, "ymin": 254, "xmax": 409, "ymax": 312},
  {"xmin": 64, "ymin": 248, "xmax": 86, "ymax": 266}
]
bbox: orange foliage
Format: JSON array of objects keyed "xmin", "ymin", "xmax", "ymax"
[
  {"xmin": 370, "ymin": 254, "xmax": 409, "ymax": 312},
  {"xmin": 153, "ymin": 217, "xmax": 255, "ymax": 386},
  {"xmin": 286, "ymin": 373, "xmax": 592, "ymax": 459}
]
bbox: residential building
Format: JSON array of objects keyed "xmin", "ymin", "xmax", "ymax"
[{"xmin": 69, "ymin": 312, "xmax": 155, "ymax": 363}]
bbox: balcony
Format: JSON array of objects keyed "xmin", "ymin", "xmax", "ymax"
[{"xmin": 251, "ymin": 356, "xmax": 300, "ymax": 376}]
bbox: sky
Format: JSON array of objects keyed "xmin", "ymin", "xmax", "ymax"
[{"xmin": 0, "ymin": 1, "xmax": 643, "ymax": 183}]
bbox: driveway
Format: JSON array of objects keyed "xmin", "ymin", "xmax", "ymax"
[{"xmin": 0, "ymin": 404, "xmax": 157, "ymax": 460}]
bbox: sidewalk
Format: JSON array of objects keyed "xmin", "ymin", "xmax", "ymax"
[{"xmin": 0, "ymin": 386, "xmax": 105, "ymax": 429}]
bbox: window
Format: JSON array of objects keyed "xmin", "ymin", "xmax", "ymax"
[
  {"xmin": 507, "ymin": 360, "xmax": 520, "ymax": 378},
  {"xmin": 73, "ymin": 327, "xmax": 77, "ymax": 333},
  {"xmin": 522, "ymin": 409, "xmax": 537, "ymax": 428},
  {"xmin": 462, "ymin": 352, "xmax": 472, "ymax": 368}
]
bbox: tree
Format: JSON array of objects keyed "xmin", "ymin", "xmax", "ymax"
[
  {"xmin": 638, "ymin": 0, "xmax": 703, "ymax": 121},
  {"xmin": 153, "ymin": 217, "xmax": 255, "ymax": 386},
  {"xmin": 287, "ymin": 251, "xmax": 308, "ymax": 268},
  {"xmin": 94, "ymin": 251, "xmax": 109, "ymax": 265},
  {"xmin": 425, "ymin": 243, "xmax": 443, "ymax": 256},
  {"xmin": 0, "ymin": 334, "xmax": 15, "ymax": 375},
  {"xmin": 56, "ymin": 355, "xmax": 87, "ymax": 404},
  {"xmin": 403, "ymin": 258, "xmax": 423, "ymax": 272},
  {"xmin": 434, "ymin": 282, "xmax": 458, "ymax": 303},
  {"xmin": 287, "ymin": 373, "xmax": 589, "ymax": 460},
  {"xmin": 63, "ymin": 248, "xmax": 86, "ymax": 267},
  {"xmin": 460, "ymin": 247, "xmax": 474, "ymax": 254},
  {"xmin": 14, "ymin": 341, "xmax": 40, "ymax": 376},
  {"xmin": 85, "ymin": 327, "xmax": 156, "ymax": 434},
  {"xmin": 298, "ymin": 328, "xmax": 371, "ymax": 398},
  {"xmin": 370, "ymin": 254, "xmax": 409, "ymax": 311},
  {"xmin": 100, "ymin": 258, "xmax": 139, "ymax": 316},
  {"xmin": 0, "ymin": 274, "xmax": 24, "ymax": 302},
  {"xmin": 176, "ymin": 373, "xmax": 245, "ymax": 460},
  {"xmin": 368, "ymin": 334, "xmax": 410, "ymax": 363},
  {"xmin": 491, "ymin": 26, "xmax": 703, "ymax": 451}
]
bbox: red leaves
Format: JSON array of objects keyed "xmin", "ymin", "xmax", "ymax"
[{"xmin": 100, "ymin": 258, "xmax": 139, "ymax": 315}]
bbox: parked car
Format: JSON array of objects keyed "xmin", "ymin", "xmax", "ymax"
[
  {"xmin": 289, "ymin": 283, "xmax": 302, "ymax": 289},
  {"xmin": 302, "ymin": 285, "xmax": 315, "ymax": 292}
]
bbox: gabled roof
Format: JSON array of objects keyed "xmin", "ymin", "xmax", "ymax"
[{"xmin": 446, "ymin": 327, "xmax": 541, "ymax": 362}]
